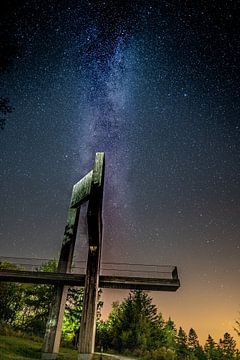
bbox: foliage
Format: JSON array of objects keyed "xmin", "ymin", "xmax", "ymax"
[
  {"xmin": 0, "ymin": 262, "xmax": 25, "ymax": 324},
  {"xmin": 0, "ymin": 260, "xmax": 57, "ymax": 335},
  {"xmin": 15, "ymin": 260, "xmax": 57, "ymax": 335},
  {"xmin": 162, "ymin": 318, "xmax": 177, "ymax": 351},
  {"xmin": 235, "ymin": 313, "xmax": 240, "ymax": 337},
  {"xmin": 188, "ymin": 328, "xmax": 206, "ymax": 360},
  {"xmin": 62, "ymin": 287, "xmax": 84, "ymax": 344},
  {"xmin": 176, "ymin": 327, "xmax": 189, "ymax": 360},
  {"xmin": 188, "ymin": 328, "xmax": 199, "ymax": 350},
  {"xmin": 0, "ymin": 97, "xmax": 13, "ymax": 129},
  {"xmin": 97, "ymin": 290, "xmax": 239, "ymax": 360},
  {"xmin": 219, "ymin": 332, "xmax": 237, "ymax": 360},
  {"xmin": 0, "ymin": 1, "xmax": 21, "ymax": 130},
  {"xmin": 62, "ymin": 287, "xmax": 103, "ymax": 346},
  {"xmin": 204, "ymin": 335, "xmax": 222, "ymax": 360},
  {"xmin": 96, "ymin": 290, "xmax": 166, "ymax": 355}
]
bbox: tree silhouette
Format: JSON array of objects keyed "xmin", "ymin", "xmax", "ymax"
[
  {"xmin": 0, "ymin": 1, "xmax": 20, "ymax": 130},
  {"xmin": 176, "ymin": 327, "xmax": 189, "ymax": 359},
  {"xmin": 204, "ymin": 335, "xmax": 221, "ymax": 360},
  {"xmin": 188, "ymin": 328, "xmax": 207, "ymax": 360},
  {"xmin": 235, "ymin": 313, "xmax": 240, "ymax": 337},
  {"xmin": 219, "ymin": 332, "xmax": 237, "ymax": 360}
]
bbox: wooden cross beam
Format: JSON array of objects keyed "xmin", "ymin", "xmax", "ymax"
[{"xmin": 0, "ymin": 268, "xmax": 180, "ymax": 291}]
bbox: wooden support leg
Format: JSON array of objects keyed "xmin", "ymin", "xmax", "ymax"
[
  {"xmin": 42, "ymin": 285, "xmax": 68, "ymax": 359},
  {"xmin": 42, "ymin": 207, "xmax": 80, "ymax": 359},
  {"xmin": 78, "ymin": 152, "xmax": 104, "ymax": 359},
  {"xmin": 78, "ymin": 248, "xmax": 100, "ymax": 359}
]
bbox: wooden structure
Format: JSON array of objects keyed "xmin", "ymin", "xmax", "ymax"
[
  {"xmin": 0, "ymin": 152, "xmax": 180, "ymax": 360},
  {"xmin": 42, "ymin": 152, "xmax": 105, "ymax": 360}
]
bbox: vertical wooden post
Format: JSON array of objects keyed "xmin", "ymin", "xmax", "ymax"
[
  {"xmin": 78, "ymin": 153, "xmax": 105, "ymax": 360},
  {"xmin": 42, "ymin": 207, "xmax": 80, "ymax": 359}
]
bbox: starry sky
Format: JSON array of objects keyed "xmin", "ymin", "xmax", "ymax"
[{"xmin": 0, "ymin": 0, "xmax": 240, "ymax": 346}]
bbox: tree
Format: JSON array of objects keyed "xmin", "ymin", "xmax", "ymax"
[
  {"xmin": 219, "ymin": 332, "xmax": 236, "ymax": 360},
  {"xmin": 162, "ymin": 318, "xmax": 177, "ymax": 351},
  {"xmin": 0, "ymin": 97, "xmax": 13, "ymax": 130},
  {"xmin": 188, "ymin": 328, "xmax": 206, "ymax": 360},
  {"xmin": 16, "ymin": 260, "xmax": 57, "ymax": 334},
  {"xmin": 188, "ymin": 328, "xmax": 199, "ymax": 350},
  {"xmin": 63, "ymin": 287, "xmax": 103, "ymax": 347},
  {"xmin": 0, "ymin": 262, "xmax": 24, "ymax": 325},
  {"xmin": 62, "ymin": 287, "xmax": 84, "ymax": 344},
  {"xmin": 0, "ymin": 1, "xmax": 21, "ymax": 130},
  {"xmin": 234, "ymin": 313, "xmax": 240, "ymax": 337},
  {"xmin": 176, "ymin": 327, "xmax": 189, "ymax": 360},
  {"xmin": 204, "ymin": 335, "xmax": 221, "ymax": 360},
  {"xmin": 99, "ymin": 290, "xmax": 165, "ymax": 355}
]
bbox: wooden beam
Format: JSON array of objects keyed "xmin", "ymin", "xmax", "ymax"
[
  {"xmin": 0, "ymin": 270, "xmax": 180, "ymax": 291},
  {"xmin": 71, "ymin": 170, "xmax": 93, "ymax": 208},
  {"xmin": 100, "ymin": 275, "xmax": 180, "ymax": 292},
  {"xmin": 78, "ymin": 153, "xmax": 105, "ymax": 359},
  {"xmin": 42, "ymin": 206, "xmax": 80, "ymax": 359}
]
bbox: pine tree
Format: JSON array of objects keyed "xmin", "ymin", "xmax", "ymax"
[
  {"xmin": 163, "ymin": 318, "xmax": 177, "ymax": 350},
  {"xmin": 101, "ymin": 290, "xmax": 165, "ymax": 354},
  {"xmin": 219, "ymin": 332, "xmax": 236, "ymax": 360},
  {"xmin": 176, "ymin": 327, "xmax": 189, "ymax": 360},
  {"xmin": 188, "ymin": 328, "xmax": 206, "ymax": 360},
  {"xmin": 234, "ymin": 313, "xmax": 240, "ymax": 337},
  {"xmin": 204, "ymin": 335, "xmax": 221, "ymax": 360},
  {"xmin": 188, "ymin": 328, "xmax": 199, "ymax": 350}
]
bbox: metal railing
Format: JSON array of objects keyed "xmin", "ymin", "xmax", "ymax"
[{"xmin": 0, "ymin": 256, "xmax": 177, "ymax": 279}]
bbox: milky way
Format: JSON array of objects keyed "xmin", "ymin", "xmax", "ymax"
[{"xmin": 0, "ymin": 0, "xmax": 239, "ymax": 345}]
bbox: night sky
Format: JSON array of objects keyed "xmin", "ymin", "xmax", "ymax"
[{"xmin": 0, "ymin": 0, "xmax": 239, "ymax": 346}]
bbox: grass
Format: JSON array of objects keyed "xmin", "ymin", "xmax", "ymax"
[
  {"xmin": 0, "ymin": 335, "xmax": 78, "ymax": 360},
  {"xmin": 0, "ymin": 335, "xmax": 139, "ymax": 360}
]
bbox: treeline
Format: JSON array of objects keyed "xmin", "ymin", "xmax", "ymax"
[
  {"xmin": 0, "ymin": 261, "xmax": 239, "ymax": 360},
  {"xmin": 97, "ymin": 290, "xmax": 239, "ymax": 360}
]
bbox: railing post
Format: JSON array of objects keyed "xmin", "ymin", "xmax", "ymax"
[{"xmin": 172, "ymin": 266, "xmax": 178, "ymax": 280}]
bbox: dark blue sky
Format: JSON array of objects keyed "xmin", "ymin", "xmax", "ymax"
[{"xmin": 0, "ymin": 0, "xmax": 239, "ymax": 345}]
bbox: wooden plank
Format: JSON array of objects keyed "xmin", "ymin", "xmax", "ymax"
[
  {"xmin": 92, "ymin": 153, "xmax": 104, "ymax": 187},
  {"xmin": 0, "ymin": 269, "xmax": 85, "ymax": 285},
  {"xmin": 71, "ymin": 170, "xmax": 93, "ymax": 208},
  {"xmin": 0, "ymin": 269, "xmax": 180, "ymax": 291},
  {"xmin": 99, "ymin": 275, "xmax": 180, "ymax": 292},
  {"xmin": 79, "ymin": 153, "xmax": 105, "ymax": 357}
]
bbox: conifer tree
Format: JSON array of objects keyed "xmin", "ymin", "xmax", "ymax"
[
  {"xmin": 188, "ymin": 328, "xmax": 199, "ymax": 349},
  {"xmin": 176, "ymin": 327, "xmax": 189, "ymax": 359},
  {"xmin": 219, "ymin": 332, "xmax": 236, "ymax": 360},
  {"xmin": 204, "ymin": 335, "xmax": 221, "ymax": 360},
  {"xmin": 99, "ymin": 290, "xmax": 165, "ymax": 354},
  {"xmin": 188, "ymin": 328, "xmax": 207, "ymax": 360},
  {"xmin": 163, "ymin": 318, "xmax": 177, "ymax": 350},
  {"xmin": 234, "ymin": 313, "xmax": 240, "ymax": 337}
]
